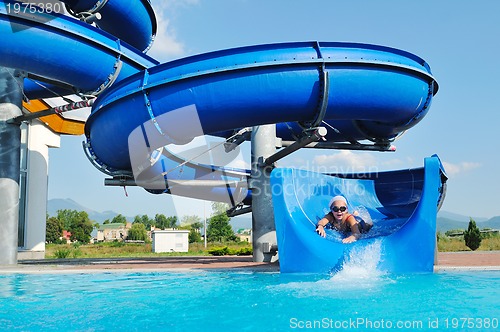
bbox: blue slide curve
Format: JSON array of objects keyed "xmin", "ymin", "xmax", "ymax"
[
  {"xmin": 1, "ymin": 0, "xmax": 444, "ymax": 273},
  {"xmin": 271, "ymin": 155, "xmax": 447, "ymax": 273}
]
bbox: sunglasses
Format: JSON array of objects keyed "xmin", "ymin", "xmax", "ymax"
[{"xmin": 331, "ymin": 206, "xmax": 347, "ymax": 212}]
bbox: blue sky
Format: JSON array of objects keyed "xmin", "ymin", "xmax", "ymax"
[{"xmin": 48, "ymin": 0, "xmax": 500, "ymax": 220}]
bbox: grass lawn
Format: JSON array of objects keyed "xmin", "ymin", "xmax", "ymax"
[
  {"xmin": 437, "ymin": 235, "xmax": 500, "ymax": 252},
  {"xmin": 45, "ymin": 235, "xmax": 500, "ymax": 259},
  {"xmin": 45, "ymin": 241, "xmax": 253, "ymax": 259}
]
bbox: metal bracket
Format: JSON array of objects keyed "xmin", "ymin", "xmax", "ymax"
[
  {"xmin": 141, "ymin": 70, "xmax": 187, "ymax": 145},
  {"xmin": 299, "ymin": 42, "xmax": 330, "ymax": 130},
  {"xmin": 262, "ymin": 243, "xmax": 278, "ymax": 255},
  {"xmin": 280, "ymin": 140, "xmax": 396, "ymax": 152},
  {"xmin": 226, "ymin": 204, "xmax": 252, "ymax": 217},
  {"xmin": 65, "ymin": 0, "xmax": 108, "ymax": 20},
  {"xmin": 224, "ymin": 127, "xmax": 252, "ymax": 152},
  {"xmin": 299, "ymin": 69, "xmax": 329, "ymax": 130},
  {"xmin": 83, "ymin": 12, "xmax": 102, "ymax": 24},
  {"xmin": 82, "ymin": 140, "xmax": 131, "ymax": 177},
  {"xmin": 89, "ymin": 54, "xmax": 122, "ymax": 96},
  {"xmin": 263, "ymin": 127, "xmax": 327, "ymax": 166}
]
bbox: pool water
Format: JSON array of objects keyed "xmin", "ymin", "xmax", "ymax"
[
  {"xmin": 1, "ymin": 267, "xmax": 499, "ymax": 331},
  {"xmin": 1, "ymin": 243, "xmax": 499, "ymax": 332}
]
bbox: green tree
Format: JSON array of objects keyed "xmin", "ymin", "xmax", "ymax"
[
  {"xmin": 112, "ymin": 214, "xmax": 127, "ymax": 225},
  {"xmin": 133, "ymin": 214, "xmax": 154, "ymax": 229},
  {"xmin": 56, "ymin": 209, "xmax": 93, "ymax": 244},
  {"xmin": 166, "ymin": 216, "xmax": 178, "ymax": 228},
  {"xmin": 56, "ymin": 209, "xmax": 80, "ymax": 230},
  {"xmin": 46, "ymin": 216, "xmax": 63, "ymax": 243},
  {"xmin": 190, "ymin": 221, "xmax": 204, "ymax": 233},
  {"xmin": 70, "ymin": 228, "xmax": 89, "ymax": 244},
  {"xmin": 154, "ymin": 214, "xmax": 169, "ymax": 229},
  {"xmin": 211, "ymin": 202, "xmax": 228, "ymax": 215},
  {"xmin": 189, "ymin": 229, "xmax": 202, "ymax": 243},
  {"xmin": 464, "ymin": 218, "xmax": 482, "ymax": 251},
  {"xmin": 127, "ymin": 223, "xmax": 148, "ymax": 241},
  {"xmin": 181, "ymin": 215, "xmax": 202, "ymax": 227},
  {"xmin": 207, "ymin": 203, "xmax": 235, "ymax": 242}
]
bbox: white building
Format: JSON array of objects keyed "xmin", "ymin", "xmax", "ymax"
[{"xmin": 152, "ymin": 230, "xmax": 189, "ymax": 253}]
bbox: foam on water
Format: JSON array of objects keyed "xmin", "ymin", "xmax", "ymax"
[
  {"xmin": 330, "ymin": 240, "xmax": 384, "ymax": 281},
  {"xmin": 315, "ymin": 239, "xmax": 391, "ymax": 294},
  {"xmin": 270, "ymin": 240, "xmax": 390, "ymax": 298}
]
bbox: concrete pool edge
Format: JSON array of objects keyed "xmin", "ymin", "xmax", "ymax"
[
  {"xmin": 1, "ymin": 256, "xmax": 280, "ymax": 274},
  {"xmin": 0, "ymin": 251, "xmax": 498, "ymax": 274}
]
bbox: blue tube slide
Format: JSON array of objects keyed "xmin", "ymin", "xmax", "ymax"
[
  {"xmin": 85, "ymin": 41, "xmax": 438, "ymax": 173},
  {"xmin": 61, "ymin": 0, "xmax": 157, "ymax": 52},
  {"xmin": 270, "ymin": 155, "xmax": 447, "ymax": 274},
  {"xmin": 0, "ymin": 0, "xmax": 158, "ymax": 98}
]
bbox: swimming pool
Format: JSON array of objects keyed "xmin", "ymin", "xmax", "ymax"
[{"xmin": 1, "ymin": 266, "xmax": 498, "ymax": 331}]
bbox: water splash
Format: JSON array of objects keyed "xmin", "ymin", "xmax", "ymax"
[
  {"xmin": 270, "ymin": 240, "xmax": 389, "ymax": 298},
  {"xmin": 354, "ymin": 205, "xmax": 373, "ymax": 225},
  {"xmin": 328, "ymin": 240, "xmax": 386, "ymax": 287}
]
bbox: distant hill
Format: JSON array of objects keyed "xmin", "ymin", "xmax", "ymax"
[
  {"xmin": 48, "ymin": 198, "xmax": 253, "ymax": 231},
  {"xmin": 230, "ymin": 215, "xmax": 252, "ymax": 231},
  {"xmin": 48, "ymin": 198, "xmax": 131, "ymax": 223},
  {"xmin": 437, "ymin": 210, "xmax": 488, "ymax": 223},
  {"xmin": 480, "ymin": 216, "xmax": 500, "ymax": 229},
  {"xmin": 47, "ymin": 200, "xmax": 499, "ymax": 232},
  {"xmin": 437, "ymin": 211, "xmax": 500, "ymax": 233}
]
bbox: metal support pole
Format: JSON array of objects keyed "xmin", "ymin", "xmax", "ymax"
[
  {"xmin": 280, "ymin": 140, "xmax": 396, "ymax": 152},
  {"xmin": 203, "ymin": 202, "xmax": 207, "ymax": 249},
  {"xmin": 0, "ymin": 68, "xmax": 24, "ymax": 265},
  {"xmin": 250, "ymin": 125, "xmax": 278, "ymax": 262}
]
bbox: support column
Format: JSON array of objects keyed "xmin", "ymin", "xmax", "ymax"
[
  {"xmin": 0, "ymin": 68, "xmax": 23, "ymax": 265},
  {"xmin": 250, "ymin": 125, "xmax": 278, "ymax": 262}
]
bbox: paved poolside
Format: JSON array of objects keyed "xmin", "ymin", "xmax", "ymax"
[
  {"xmin": 3, "ymin": 256, "xmax": 280, "ymax": 274},
  {"xmin": 434, "ymin": 251, "xmax": 500, "ymax": 271},
  {"xmin": 1, "ymin": 251, "xmax": 499, "ymax": 273}
]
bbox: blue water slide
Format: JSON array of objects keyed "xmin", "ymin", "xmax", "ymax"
[
  {"xmin": 0, "ymin": 0, "xmax": 445, "ymax": 272},
  {"xmin": 61, "ymin": 0, "xmax": 157, "ymax": 52},
  {"xmin": 270, "ymin": 155, "xmax": 447, "ymax": 273},
  {"xmin": 85, "ymin": 41, "xmax": 438, "ymax": 173},
  {"xmin": 0, "ymin": 0, "xmax": 158, "ymax": 98}
]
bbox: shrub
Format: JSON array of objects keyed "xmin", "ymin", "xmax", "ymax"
[
  {"xmin": 72, "ymin": 248, "xmax": 82, "ymax": 258},
  {"xmin": 189, "ymin": 229, "xmax": 202, "ymax": 243},
  {"xmin": 464, "ymin": 218, "xmax": 482, "ymax": 251},
  {"xmin": 54, "ymin": 238, "xmax": 67, "ymax": 245},
  {"xmin": 208, "ymin": 246, "xmax": 230, "ymax": 256},
  {"xmin": 54, "ymin": 249, "xmax": 71, "ymax": 259},
  {"xmin": 208, "ymin": 246, "xmax": 252, "ymax": 256},
  {"xmin": 110, "ymin": 240, "xmax": 125, "ymax": 247},
  {"xmin": 236, "ymin": 247, "xmax": 253, "ymax": 256}
]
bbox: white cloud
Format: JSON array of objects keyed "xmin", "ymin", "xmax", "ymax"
[
  {"xmin": 311, "ymin": 151, "xmax": 379, "ymax": 174},
  {"xmin": 379, "ymin": 157, "xmax": 406, "ymax": 168},
  {"xmin": 148, "ymin": 20, "xmax": 185, "ymax": 61},
  {"xmin": 442, "ymin": 161, "xmax": 481, "ymax": 177},
  {"xmin": 147, "ymin": 0, "xmax": 200, "ymax": 61}
]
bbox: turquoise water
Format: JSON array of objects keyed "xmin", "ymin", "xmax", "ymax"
[{"xmin": 0, "ymin": 268, "xmax": 499, "ymax": 331}]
